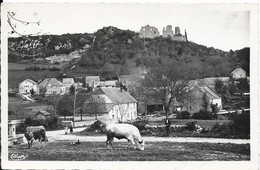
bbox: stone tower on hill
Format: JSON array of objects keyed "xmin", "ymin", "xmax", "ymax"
[
  {"xmin": 139, "ymin": 24, "xmax": 188, "ymax": 42},
  {"xmin": 139, "ymin": 25, "xmax": 160, "ymax": 39}
]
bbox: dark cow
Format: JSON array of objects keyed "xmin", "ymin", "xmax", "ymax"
[{"xmin": 24, "ymin": 126, "xmax": 48, "ymax": 148}]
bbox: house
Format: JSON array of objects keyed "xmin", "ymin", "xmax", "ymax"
[
  {"xmin": 62, "ymin": 78, "xmax": 75, "ymax": 92},
  {"xmin": 34, "ymin": 110, "xmax": 51, "ymax": 120},
  {"xmin": 83, "ymin": 87, "xmax": 137, "ymax": 122},
  {"xmin": 182, "ymin": 86, "xmax": 222, "ymax": 114},
  {"xmin": 85, "ymin": 76, "xmax": 100, "ymax": 90},
  {"xmin": 93, "ymin": 80, "xmax": 119, "ymax": 91},
  {"xmin": 19, "ymin": 79, "xmax": 38, "ymax": 94},
  {"xmin": 38, "ymin": 78, "xmax": 66, "ymax": 95},
  {"xmin": 203, "ymin": 77, "xmax": 230, "ymax": 89},
  {"xmin": 230, "ymin": 65, "xmax": 247, "ymax": 79}
]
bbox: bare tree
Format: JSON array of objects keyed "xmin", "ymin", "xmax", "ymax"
[
  {"xmin": 140, "ymin": 59, "xmax": 195, "ymax": 118},
  {"xmin": 82, "ymin": 95, "xmax": 106, "ymax": 120},
  {"xmin": 7, "ymin": 11, "xmax": 43, "ymax": 59}
]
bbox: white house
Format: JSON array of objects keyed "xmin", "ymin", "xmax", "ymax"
[
  {"xmin": 38, "ymin": 78, "xmax": 66, "ymax": 95},
  {"xmin": 62, "ymin": 78, "xmax": 75, "ymax": 93},
  {"xmin": 19, "ymin": 79, "xmax": 38, "ymax": 94},
  {"xmin": 83, "ymin": 87, "xmax": 137, "ymax": 122},
  {"xmin": 182, "ymin": 86, "xmax": 222, "ymax": 114},
  {"xmin": 85, "ymin": 76, "xmax": 100, "ymax": 90},
  {"xmin": 230, "ymin": 65, "xmax": 247, "ymax": 79}
]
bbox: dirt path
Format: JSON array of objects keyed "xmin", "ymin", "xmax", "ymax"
[{"xmin": 43, "ymin": 127, "xmax": 249, "ymax": 145}]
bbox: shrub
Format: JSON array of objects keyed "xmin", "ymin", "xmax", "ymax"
[
  {"xmin": 211, "ymin": 123, "xmax": 231, "ymax": 136},
  {"xmin": 211, "ymin": 112, "xmax": 250, "ymax": 138},
  {"xmin": 131, "ymin": 119, "xmax": 148, "ymax": 131},
  {"xmin": 192, "ymin": 110, "xmax": 217, "ymax": 120},
  {"xmin": 184, "ymin": 121, "xmax": 197, "ymax": 131},
  {"xmin": 176, "ymin": 111, "xmax": 191, "ymax": 119},
  {"xmin": 20, "ymin": 116, "xmax": 63, "ymax": 131}
]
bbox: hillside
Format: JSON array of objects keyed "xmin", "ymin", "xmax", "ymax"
[{"xmin": 8, "ymin": 26, "xmax": 250, "ymax": 82}]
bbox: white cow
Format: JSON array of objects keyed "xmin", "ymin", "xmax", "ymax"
[{"xmin": 100, "ymin": 122, "xmax": 145, "ymax": 151}]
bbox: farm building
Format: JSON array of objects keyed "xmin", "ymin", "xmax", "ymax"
[
  {"xmin": 83, "ymin": 87, "xmax": 137, "ymax": 122},
  {"xmin": 93, "ymin": 80, "xmax": 119, "ymax": 91},
  {"xmin": 85, "ymin": 76, "xmax": 100, "ymax": 90},
  {"xmin": 38, "ymin": 78, "xmax": 66, "ymax": 95},
  {"xmin": 62, "ymin": 78, "xmax": 75, "ymax": 92},
  {"xmin": 182, "ymin": 86, "xmax": 222, "ymax": 114},
  {"xmin": 34, "ymin": 110, "xmax": 51, "ymax": 120},
  {"xmin": 19, "ymin": 79, "xmax": 38, "ymax": 94},
  {"xmin": 230, "ymin": 65, "xmax": 247, "ymax": 79}
]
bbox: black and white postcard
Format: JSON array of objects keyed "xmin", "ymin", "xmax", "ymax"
[{"xmin": 1, "ymin": 2, "xmax": 259, "ymax": 170}]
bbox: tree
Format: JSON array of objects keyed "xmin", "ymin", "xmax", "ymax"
[
  {"xmin": 201, "ymin": 93, "xmax": 209, "ymax": 112},
  {"xmin": 39, "ymin": 87, "xmax": 47, "ymax": 98},
  {"xmin": 140, "ymin": 59, "xmax": 195, "ymax": 118},
  {"xmin": 30, "ymin": 88, "xmax": 35, "ymax": 96},
  {"xmin": 215, "ymin": 79, "xmax": 225, "ymax": 95},
  {"xmin": 57, "ymin": 95, "xmax": 74, "ymax": 119},
  {"xmin": 82, "ymin": 95, "xmax": 105, "ymax": 120},
  {"xmin": 69, "ymin": 85, "xmax": 75, "ymax": 94}
]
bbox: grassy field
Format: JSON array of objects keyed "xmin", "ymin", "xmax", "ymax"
[
  {"xmin": 9, "ymin": 141, "xmax": 250, "ymax": 161},
  {"xmin": 149, "ymin": 118, "xmax": 230, "ymax": 129}
]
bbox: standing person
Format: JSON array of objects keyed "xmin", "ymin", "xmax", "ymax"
[
  {"xmin": 165, "ymin": 117, "xmax": 171, "ymax": 136},
  {"xmin": 69, "ymin": 126, "xmax": 73, "ymax": 134}
]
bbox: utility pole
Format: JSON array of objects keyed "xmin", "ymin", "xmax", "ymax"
[{"xmin": 73, "ymin": 89, "xmax": 77, "ymax": 127}]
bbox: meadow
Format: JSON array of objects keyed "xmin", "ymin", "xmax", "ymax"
[{"xmin": 9, "ymin": 141, "xmax": 250, "ymax": 161}]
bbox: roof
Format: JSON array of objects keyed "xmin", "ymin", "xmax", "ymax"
[
  {"xmin": 94, "ymin": 87, "xmax": 137, "ymax": 104},
  {"xmin": 199, "ymin": 86, "xmax": 221, "ymax": 99},
  {"xmin": 95, "ymin": 80, "xmax": 118, "ymax": 87},
  {"xmin": 231, "ymin": 67, "xmax": 246, "ymax": 75},
  {"xmin": 203, "ymin": 78, "xmax": 216, "ymax": 86},
  {"xmin": 62, "ymin": 78, "xmax": 75, "ymax": 84},
  {"xmin": 85, "ymin": 76, "xmax": 100, "ymax": 83},
  {"xmin": 83, "ymin": 103, "xmax": 114, "ymax": 113},
  {"xmin": 35, "ymin": 110, "xmax": 51, "ymax": 116},
  {"xmin": 38, "ymin": 78, "xmax": 64, "ymax": 87},
  {"xmin": 21, "ymin": 79, "xmax": 38, "ymax": 85}
]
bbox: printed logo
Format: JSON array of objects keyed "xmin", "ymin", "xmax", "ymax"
[{"xmin": 10, "ymin": 153, "xmax": 28, "ymax": 160}]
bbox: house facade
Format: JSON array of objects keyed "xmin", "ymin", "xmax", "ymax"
[
  {"xmin": 230, "ymin": 66, "xmax": 247, "ymax": 79},
  {"xmin": 85, "ymin": 76, "xmax": 100, "ymax": 90},
  {"xmin": 34, "ymin": 110, "xmax": 51, "ymax": 120},
  {"xmin": 182, "ymin": 86, "xmax": 222, "ymax": 114},
  {"xmin": 19, "ymin": 79, "xmax": 38, "ymax": 94},
  {"xmin": 62, "ymin": 78, "xmax": 75, "ymax": 93},
  {"xmin": 83, "ymin": 87, "xmax": 137, "ymax": 122},
  {"xmin": 38, "ymin": 78, "xmax": 66, "ymax": 95}
]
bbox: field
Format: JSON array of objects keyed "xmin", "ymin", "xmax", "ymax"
[
  {"xmin": 149, "ymin": 119, "xmax": 230, "ymax": 129},
  {"xmin": 9, "ymin": 141, "xmax": 250, "ymax": 161}
]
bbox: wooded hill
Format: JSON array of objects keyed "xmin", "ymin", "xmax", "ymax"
[{"xmin": 8, "ymin": 26, "xmax": 249, "ymax": 79}]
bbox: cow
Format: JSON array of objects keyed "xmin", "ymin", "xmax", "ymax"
[
  {"xmin": 24, "ymin": 126, "xmax": 48, "ymax": 148},
  {"xmin": 99, "ymin": 122, "xmax": 145, "ymax": 151}
]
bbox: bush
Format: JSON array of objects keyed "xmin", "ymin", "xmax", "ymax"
[
  {"xmin": 184, "ymin": 121, "xmax": 197, "ymax": 131},
  {"xmin": 19, "ymin": 116, "xmax": 63, "ymax": 132},
  {"xmin": 176, "ymin": 111, "xmax": 191, "ymax": 119},
  {"xmin": 211, "ymin": 123, "xmax": 231, "ymax": 136},
  {"xmin": 131, "ymin": 119, "xmax": 148, "ymax": 131},
  {"xmin": 192, "ymin": 110, "xmax": 217, "ymax": 120},
  {"xmin": 211, "ymin": 112, "xmax": 250, "ymax": 138}
]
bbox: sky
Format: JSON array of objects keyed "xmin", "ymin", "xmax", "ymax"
[{"xmin": 4, "ymin": 3, "xmax": 250, "ymax": 51}]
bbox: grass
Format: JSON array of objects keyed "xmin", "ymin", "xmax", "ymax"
[
  {"xmin": 9, "ymin": 141, "xmax": 250, "ymax": 161},
  {"xmin": 148, "ymin": 118, "xmax": 230, "ymax": 129}
]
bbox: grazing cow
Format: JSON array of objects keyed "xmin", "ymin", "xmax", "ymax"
[
  {"xmin": 24, "ymin": 126, "xmax": 48, "ymax": 148},
  {"xmin": 100, "ymin": 122, "xmax": 145, "ymax": 151}
]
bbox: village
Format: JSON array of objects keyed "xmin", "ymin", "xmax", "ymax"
[
  {"xmin": 8, "ymin": 64, "xmax": 250, "ymax": 146},
  {"xmin": 4, "ymin": 3, "xmax": 254, "ymax": 163}
]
